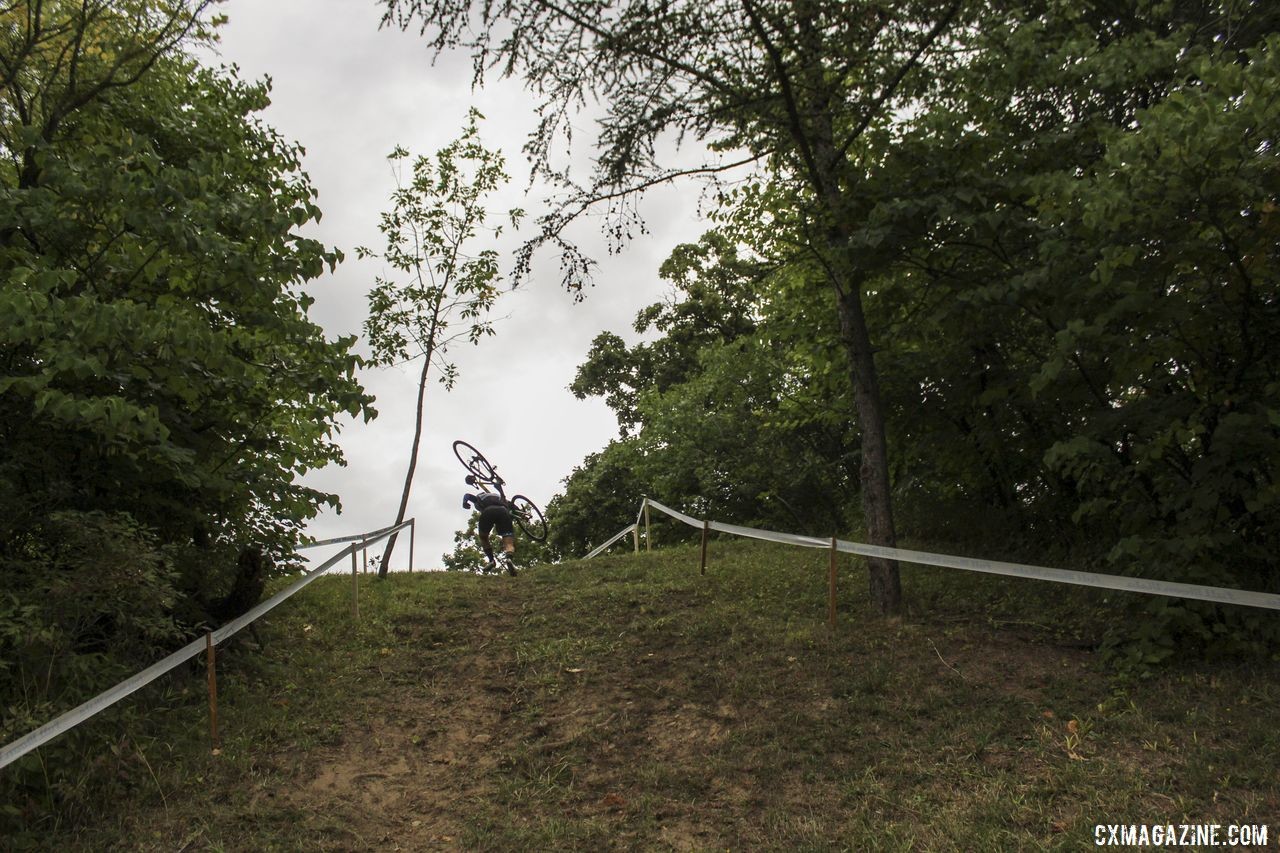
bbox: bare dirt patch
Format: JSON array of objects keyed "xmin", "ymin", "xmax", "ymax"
[{"xmin": 259, "ymin": 587, "xmax": 530, "ymax": 850}]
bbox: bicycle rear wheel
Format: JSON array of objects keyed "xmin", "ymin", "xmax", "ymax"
[
  {"xmin": 453, "ymin": 439, "xmax": 500, "ymax": 484},
  {"xmin": 510, "ymin": 494, "xmax": 547, "ymax": 542}
]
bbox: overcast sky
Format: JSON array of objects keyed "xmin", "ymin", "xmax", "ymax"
[{"xmin": 198, "ymin": 0, "xmax": 707, "ymax": 569}]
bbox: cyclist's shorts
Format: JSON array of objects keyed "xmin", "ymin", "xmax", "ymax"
[{"xmin": 478, "ymin": 504, "xmax": 515, "ymax": 539}]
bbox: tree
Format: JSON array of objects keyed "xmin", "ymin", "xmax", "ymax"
[
  {"xmin": 440, "ymin": 514, "xmax": 489, "ymax": 571},
  {"xmin": 571, "ymin": 231, "xmax": 764, "ymax": 434},
  {"xmin": 839, "ymin": 1, "xmax": 1280, "ymax": 660},
  {"xmin": 1011, "ymin": 24, "xmax": 1280, "ymax": 663},
  {"xmin": 380, "ymin": 0, "xmax": 978, "ymax": 613},
  {"xmin": 539, "ymin": 440, "xmax": 652, "ymax": 559},
  {"xmin": 360, "ymin": 109, "xmax": 521, "ymax": 577},
  {"xmin": 384, "ymin": 0, "xmax": 1280, "ymax": 649},
  {"xmin": 1, "ymin": 0, "xmax": 370, "ymax": 575},
  {"xmin": 0, "ymin": 0, "xmax": 218, "ymax": 195},
  {"xmin": 568, "ymin": 229, "xmax": 856, "ymax": 539},
  {"xmin": 1, "ymin": 0, "xmax": 373, "ymax": 818}
]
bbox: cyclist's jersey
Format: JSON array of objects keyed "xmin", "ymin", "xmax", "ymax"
[{"xmin": 466, "ymin": 492, "xmax": 507, "ymax": 511}]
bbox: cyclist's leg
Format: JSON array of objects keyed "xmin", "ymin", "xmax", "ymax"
[
  {"xmin": 495, "ymin": 509, "xmax": 516, "ymax": 555},
  {"xmin": 477, "ymin": 509, "xmax": 497, "ymax": 565}
]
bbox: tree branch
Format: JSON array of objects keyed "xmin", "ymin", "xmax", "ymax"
[
  {"xmin": 835, "ymin": 0, "xmax": 964, "ymax": 158},
  {"xmin": 741, "ymin": 0, "xmax": 825, "ymax": 196}
]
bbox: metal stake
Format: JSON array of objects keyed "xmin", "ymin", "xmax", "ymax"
[
  {"xmin": 644, "ymin": 501, "xmax": 651, "ymax": 553},
  {"xmin": 351, "ymin": 549, "xmax": 359, "ymax": 620},
  {"xmin": 409, "ymin": 520, "xmax": 415, "ymax": 573},
  {"xmin": 205, "ymin": 631, "xmax": 219, "ymax": 749},
  {"xmin": 700, "ymin": 519, "xmax": 710, "ymax": 575},
  {"xmin": 828, "ymin": 536, "xmax": 838, "ymax": 631}
]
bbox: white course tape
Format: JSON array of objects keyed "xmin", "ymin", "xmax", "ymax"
[
  {"xmin": 0, "ymin": 520, "xmax": 412, "ymax": 772},
  {"xmin": 299, "ymin": 519, "xmax": 408, "ymax": 550},
  {"xmin": 0, "ymin": 634, "xmax": 215, "ymax": 774},
  {"xmin": 584, "ymin": 523, "xmax": 638, "ymax": 560},
  {"xmin": 709, "ymin": 519, "xmax": 829, "ymax": 549},
  {"xmin": 640, "ymin": 498, "xmax": 1280, "ymax": 612},
  {"xmin": 213, "ymin": 520, "xmax": 412, "ymax": 644},
  {"xmin": 643, "ymin": 499, "xmax": 701, "ymax": 529}
]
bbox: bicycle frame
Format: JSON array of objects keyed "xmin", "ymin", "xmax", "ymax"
[
  {"xmin": 455, "ymin": 439, "xmax": 547, "ymax": 542},
  {"xmin": 470, "ymin": 473, "xmax": 506, "ymax": 501}
]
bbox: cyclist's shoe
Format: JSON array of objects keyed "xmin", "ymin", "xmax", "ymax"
[
  {"xmin": 502, "ymin": 556, "xmax": 518, "ymax": 577},
  {"xmin": 484, "ymin": 556, "xmax": 497, "ymax": 573}
]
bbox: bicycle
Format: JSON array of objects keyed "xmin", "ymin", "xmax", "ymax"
[{"xmin": 453, "ymin": 439, "xmax": 548, "ymax": 543}]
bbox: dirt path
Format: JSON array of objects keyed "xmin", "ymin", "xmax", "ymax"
[
  {"xmin": 272, "ymin": 584, "xmax": 527, "ymax": 851},
  {"xmin": 248, "ymin": 575, "xmax": 739, "ymax": 851}
]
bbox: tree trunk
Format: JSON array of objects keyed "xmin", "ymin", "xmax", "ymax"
[
  {"xmin": 811, "ymin": 161, "xmax": 903, "ymax": 613},
  {"xmin": 378, "ymin": 354, "xmax": 430, "ymax": 577},
  {"xmin": 794, "ymin": 75, "xmax": 902, "ymax": 614},
  {"xmin": 208, "ymin": 546, "xmax": 270, "ymax": 622},
  {"xmin": 834, "ymin": 282, "xmax": 903, "ymax": 615}
]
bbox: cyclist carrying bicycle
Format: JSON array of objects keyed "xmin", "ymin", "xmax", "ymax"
[{"xmin": 463, "ymin": 475, "xmax": 518, "ymax": 575}]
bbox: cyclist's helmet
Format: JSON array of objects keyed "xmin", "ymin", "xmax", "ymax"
[{"xmin": 465, "ymin": 474, "xmax": 476, "ymax": 485}]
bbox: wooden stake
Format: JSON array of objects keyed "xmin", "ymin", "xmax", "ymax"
[
  {"xmin": 409, "ymin": 521, "xmax": 415, "ymax": 573},
  {"xmin": 633, "ymin": 523, "xmax": 639, "ymax": 553},
  {"xmin": 205, "ymin": 631, "xmax": 219, "ymax": 749},
  {"xmin": 700, "ymin": 519, "xmax": 709, "ymax": 575},
  {"xmin": 362, "ymin": 537, "xmax": 367, "ymax": 574},
  {"xmin": 644, "ymin": 501, "xmax": 651, "ymax": 553},
  {"xmin": 351, "ymin": 549, "xmax": 359, "ymax": 620},
  {"xmin": 828, "ymin": 536, "xmax": 838, "ymax": 631}
]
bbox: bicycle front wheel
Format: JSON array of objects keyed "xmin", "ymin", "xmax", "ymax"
[
  {"xmin": 510, "ymin": 494, "xmax": 547, "ymax": 542},
  {"xmin": 453, "ymin": 439, "xmax": 500, "ymax": 484}
]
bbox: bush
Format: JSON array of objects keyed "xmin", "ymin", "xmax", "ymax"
[{"xmin": 0, "ymin": 511, "xmax": 184, "ymax": 833}]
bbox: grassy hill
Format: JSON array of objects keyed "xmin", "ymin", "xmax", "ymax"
[{"xmin": 28, "ymin": 539, "xmax": 1280, "ymax": 850}]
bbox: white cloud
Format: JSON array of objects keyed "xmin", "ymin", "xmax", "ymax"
[{"xmin": 201, "ymin": 0, "xmax": 709, "ymax": 569}]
